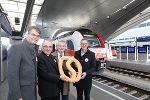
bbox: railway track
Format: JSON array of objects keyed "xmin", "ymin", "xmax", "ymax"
[
  {"xmin": 107, "ymin": 66, "xmax": 150, "ymax": 81},
  {"xmin": 92, "ymin": 75, "xmax": 150, "ymax": 100}
]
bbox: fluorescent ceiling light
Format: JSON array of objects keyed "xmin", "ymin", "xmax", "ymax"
[{"xmin": 0, "ymin": 0, "xmax": 44, "ymax": 32}]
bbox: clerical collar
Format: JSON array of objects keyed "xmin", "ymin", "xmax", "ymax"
[{"xmin": 42, "ymin": 52, "xmax": 50, "ymax": 57}]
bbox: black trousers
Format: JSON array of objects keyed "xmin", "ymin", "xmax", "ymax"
[
  {"xmin": 76, "ymin": 87, "xmax": 91, "ymax": 100},
  {"xmin": 41, "ymin": 95, "xmax": 60, "ymax": 100}
]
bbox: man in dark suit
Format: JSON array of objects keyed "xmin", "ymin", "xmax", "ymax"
[
  {"xmin": 74, "ymin": 39, "xmax": 96, "ymax": 100},
  {"xmin": 52, "ymin": 40, "xmax": 70, "ymax": 100},
  {"xmin": 37, "ymin": 40, "xmax": 66, "ymax": 100},
  {"xmin": 7, "ymin": 26, "xmax": 41, "ymax": 100}
]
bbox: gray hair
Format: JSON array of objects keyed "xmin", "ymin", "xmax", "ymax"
[
  {"xmin": 28, "ymin": 26, "xmax": 41, "ymax": 34},
  {"xmin": 56, "ymin": 40, "xmax": 66, "ymax": 48},
  {"xmin": 42, "ymin": 39, "xmax": 52, "ymax": 47}
]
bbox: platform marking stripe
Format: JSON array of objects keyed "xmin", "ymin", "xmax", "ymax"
[
  {"xmin": 92, "ymin": 84, "xmax": 125, "ymax": 100},
  {"xmin": 93, "ymin": 79, "xmax": 140, "ymax": 100}
]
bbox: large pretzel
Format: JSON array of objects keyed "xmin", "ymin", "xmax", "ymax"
[{"xmin": 58, "ymin": 56, "xmax": 82, "ymax": 83}]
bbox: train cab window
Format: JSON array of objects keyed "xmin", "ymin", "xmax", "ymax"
[
  {"xmin": 83, "ymin": 35, "xmax": 101, "ymax": 47},
  {"xmin": 66, "ymin": 40, "xmax": 74, "ymax": 50}
]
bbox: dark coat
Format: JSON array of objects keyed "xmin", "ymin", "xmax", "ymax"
[
  {"xmin": 7, "ymin": 39, "xmax": 37, "ymax": 100},
  {"xmin": 74, "ymin": 49, "xmax": 96, "ymax": 88},
  {"xmin": 37, "ymin": 52, "xmax": 60, "ymax": 98}
]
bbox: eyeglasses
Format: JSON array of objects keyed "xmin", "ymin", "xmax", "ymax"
[
  {"xmin": 30, "ymin": 33, "xmax": 40, "ymax": 37},
  {"xmin": 43, "ymin": 46, "xmax": 53, "ymax": 48}
]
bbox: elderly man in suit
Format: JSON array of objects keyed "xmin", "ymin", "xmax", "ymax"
[
  {"xmin": 52, "ymin": 40, "xmax": 70, "ymax": 100},
  {"xmin": 74, "ymin": 39, "xmax": 96, "ymax": 100},
  {"xmin": 37, "ymin": 40, "xmax": 66, "ymax": 100},
  {"xmin": 7, "ymin": 26, "xmax": 41, "ymax": 100}
]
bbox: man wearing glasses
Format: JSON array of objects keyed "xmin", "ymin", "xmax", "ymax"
[
  {"xmin": 37, "ymin": 40, "xmax": 66, "ymax": 100},
  {"xmin": 7, "ymin": 26, "xmax": 41, "ymax": 100}
]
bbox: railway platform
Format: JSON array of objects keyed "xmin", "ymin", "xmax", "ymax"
[{"xmin": 0, "ymin": 78, "xmax": 141, "ymax": 100}]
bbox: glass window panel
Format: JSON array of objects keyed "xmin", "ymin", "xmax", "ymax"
[
  {"xmin": 7, "ymin": 12, "xmax": 18, "ymax": 16},
  {"xmin": 18, "ymin": 3, "xmax": 26, "ymax": 13},
  {"xmin": 0, "ymin": 1, "xmax": 16, "ymax": 5},
  {"xmin": 35, "ymin": 0, "xmax": 44, "ymax": 5},
  {"xmin": 2, "ymin": 4, "xmax": 18, "ymax": 11},
  {"xmin": 8, "ymin": 0, "xmax": 27, "ymax": 3},
  {"xmin": 32, "ymin": 5, "xmax": 41, "ymax": 14}
]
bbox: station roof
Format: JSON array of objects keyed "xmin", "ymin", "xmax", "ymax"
[
  {"xmin": 36, "ymin": 0, "xmax": 150, "ymax": 40},
  {"xmin": 1, "ymin": 0, "xmax": 150, "ymax": 40}
]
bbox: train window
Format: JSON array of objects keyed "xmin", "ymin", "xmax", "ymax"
[
  {"xmin": 138, "ymin": 47, "xmax": 147, "ymax": 53},
  {"xmin": 121, "ymin": 47, "xmax": 127, "ymax": 53},
  {"xmin": 66, "ymin": 40, "xmax": 74, "ymax": 50},
  {"xmin": 83, "ymin": 35, "xmax": 101, "ymax": 47},
  {"xmin": 128, "ymin": 47, "xmax": 135, "ymax": 53}
]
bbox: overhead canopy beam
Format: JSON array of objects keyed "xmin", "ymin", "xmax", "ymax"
[
  {"xmin": 100, "ymin": 0, "xmax": 150, "ymax": 40},
  {"xmin": 20, "ymin": 0, "xmax": 35, "ymax": 36}
]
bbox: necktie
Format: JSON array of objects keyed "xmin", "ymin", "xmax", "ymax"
[{"xmin": 60, "ymin": 54, "xmax": 62, "ymax": 58}]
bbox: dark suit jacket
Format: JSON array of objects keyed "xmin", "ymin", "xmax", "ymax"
[
  {"xmin": 74, "ymin": 49, "xmax": 96, "ymax": 88},
  {"xmin": 37, "ymin": 52, "xmax": 60, "ymax": 98}
]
